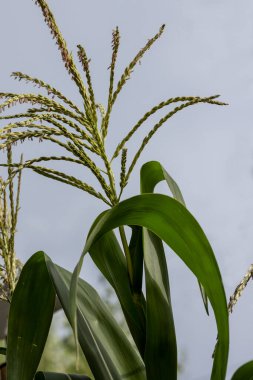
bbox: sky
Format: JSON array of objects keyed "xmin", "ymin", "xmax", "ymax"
[{"xmin": 1, "ymin": 0, "xmax": 253, "ymax": 378}]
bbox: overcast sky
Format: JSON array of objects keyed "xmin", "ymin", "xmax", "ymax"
[{"xmin": 1, "ymin": 1, "xmax": 253, "ymax": 378}]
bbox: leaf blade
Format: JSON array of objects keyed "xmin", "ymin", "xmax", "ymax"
[
  {"xmin": 140, "ymin": 161, "xmax": 177, "ymax": 379},
  {"xmin": 7, "ymin": 251, "xmax": 55, "ymax": 380},
  {"xmin": 141, "ymin": 160, "xmax": 209, "ymax": 314},
  {"xmin": 231, "ymin": 361, "xmax": 253, "ymax": 380},
  {"xmin": 143, "ymin": 229, "xmax": 177, "ymax": 379},
  {"xmin": 140, "ymin": 160, "xmax": 185, "ymax": 204},
  {"xmin": 46, "ymin": 258, "xmax": 146, "ymax": 380},
  {"xmin": 72, "ymin": 193, "xmax": 229, "ymax": 380}
]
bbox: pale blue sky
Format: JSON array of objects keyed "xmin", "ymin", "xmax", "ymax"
[{"xmin": 1, "ymin": 1, "xmax": 253, "ymax": 378}]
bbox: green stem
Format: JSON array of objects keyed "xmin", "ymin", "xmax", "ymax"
[
  {"xmin": 92, "ymin": 128, "xmax": 117, "ymax": 206},
  {"xmin": 119, "ymin": 225, "xmax": 134, "ymax": 287},
  {"xmin": 97, "ymin": 138, "xmax": 134, "ymax": 285},
  {"xmin": 103, "ymin": 154, "xmax": 117, "ymax": 205}
]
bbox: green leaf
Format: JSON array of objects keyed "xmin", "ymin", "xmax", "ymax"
[
  {"xmin": 128, "ymin": 226, "xmax": 144, "ymax": 297},
  {"xmin": 7, "ymin": 251, "xmax": 55, "ymax": 380},
  {"xmin": 231, "ymin": 361, "xmax": 253, "ymax": 380},
  {"xmin": 140, "ymin": 160, "xmax": 185, "ymax": 205},
  {"xmin": 71, "ymin": 193, "xmax": 229, "ymax": 380},
  {"xmin": 143, "ymin": 229, "xmax": 177, "ymax": 380},
  {"xmin": 45, "ymin": 257, "xmax": 146, "ymax": 380},
  {"xmin": 141, "ymin": 160, "xmax": 209, "ymax": 314},
  {"xmin": 140, "ymin": 161, "xmax": 177, "ymax": 379},
  {"xmin": 89, "ymin": 230, "xmax": 146, "ymax": 358},
  {"xmin": 35, "ymin": 372, "xmax": 91, "ymax": 380}
]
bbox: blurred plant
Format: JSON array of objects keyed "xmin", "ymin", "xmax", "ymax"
[{"xmin": 38, "ymin": 311, "xmax": 93, "ymax": 378}]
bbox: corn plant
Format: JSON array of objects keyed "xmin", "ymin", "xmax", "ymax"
[
  {"xmin": 0, "ymin": 147, "xmax": 22, "ymax": 380},
  {"xmin": 0, "ymin": 146, "xmax": 22, "ymax": 303},
  {"xmin": 0, "ymin": 0, "xmax": 250, "ymax": 379}
]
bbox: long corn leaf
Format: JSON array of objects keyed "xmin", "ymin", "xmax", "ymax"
[
  {"xmin": 141, "ymin": 160, "xmax": 208, "ymax": 314},
  {"xmin": 143, "ymin": 229, "xmax": 177, "ymax": 379},
  {"xmin": 140, "ymin": 162, "xmax": 177, "ymax": 379},
  {"xmin": 7, "ymin": 251, "xmax": 55, "ymax": 380},
  {"xmin": 71, "ymin": 193, "xmax": 229, "ymax": 380},
  {"xmin": 45, "ymin": 257, "xmax": 146, "ymax": 380},
  {"xmin": 141, "ymin": 162, "xmax": 177, "ymax": 380}
]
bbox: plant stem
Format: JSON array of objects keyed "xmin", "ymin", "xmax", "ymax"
[
  {"xmin": 119, "ymin": 225, "xmax": 134, "ymax": 287},
  {"xmin": 98, "ymin": 138, "xmax": 134, "ymax": 287}
]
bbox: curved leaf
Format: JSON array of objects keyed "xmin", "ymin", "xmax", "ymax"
[
  {"xmin": 140, "ymin": 162, "xmax": 177, "ymax": 379},
  {"xmin": 140, "ymin": 160, "xmax": 185, "ymax": 205},
  {"xmin": 231, "ymin": 361, "xmax": 253, "ymax": 380},
  {"xmin": 71, "ymin": 193, "xmax": 229, "ymax": 380},
  {"xmin": 45, "ymin": 257, "xmax": 146, "ymax": 380},
  {"xmin": 7, "ymin": 251, "xmax": 55, "ymax": 380},
  {"xmin": 141, "ymin": 160, "xmax": 208, "ymax": 314}
]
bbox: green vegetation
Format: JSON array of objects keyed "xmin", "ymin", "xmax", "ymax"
[{"xmin": 0, "ymin": 0, "xmax": 252, "ymax": 379}]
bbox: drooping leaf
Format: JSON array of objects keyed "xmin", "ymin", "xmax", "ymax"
[
  {"xmin": 45, "ymin": 257, "xmax": 146, "ymax": 380},
  {"xmin": 7, "ymin": 251, "xmax": 55, "ymax": 380},
  {"xmin": 71, "ymin": 193, "xmax": 229, "ymax": 380},
  {"xmin": 140, "ymin": 160, "xmax": 185, "ymax": 205},
  {"xmin": 141, "ymin": 160, "xmax": 209, "ymax": 314},
  {"xmin": 231, "ymin": 361, "xmax": 253, "ymax": 380}
]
